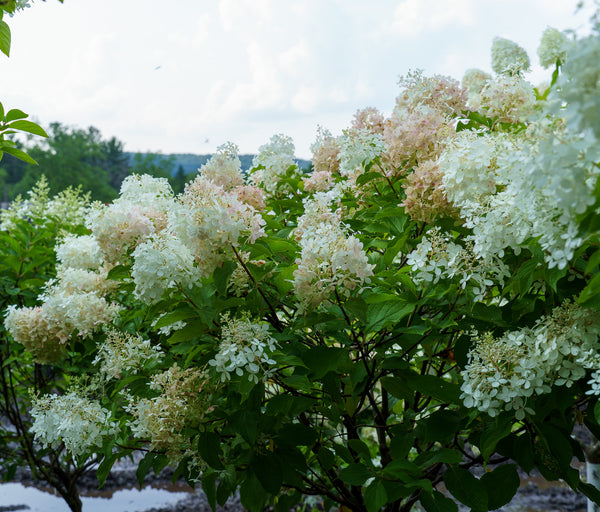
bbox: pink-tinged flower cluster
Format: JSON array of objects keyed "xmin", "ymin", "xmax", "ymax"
[
  {"xmin": 384, "ymin": 105, "xmax": 453, "ymax": 171},
  {"xmin": 396, "ymin": 70, "xmax": 467, "ymax": 116},
  {"xmin": 86, "ymin": 175, "xmax": 176, "ymax": 264},
  {"xmin": 4, "ymin": 306, "xmax": 64, "ymax": 363},
  {"xmin": 462, "ymin": 68, "xmax": 492, "ymax": 96},
  {"xmin": 198, "ymin": 142, "xmax": 245, "ymax": 191},
  {"xmin": 351, "ymin": 107, "xmax": 386, "ymax": 135},
  {"xmin": 171, "ymin": 176, "xmax": 266, "ymax": 277},
  {"xmin": 86, "ymin": 202, "xmax": 159, "ymax": 264},
  {"xmin": 293, "ymin": 193, "xmax": 374, "ymax": 310},
  {"xmin": 471, "ymin": 75, "xmax": 536, "ymax": 123},
  {"xmin": 309, "ymin": 126, "xmax": 340, "ymax": 177},
  {"xmin": 231, "ymin": 185, "xmax": 266, "ymax": 211},
  {"xmin": 401, "ymin": 160, "xmax": 458, "ymax": 223}
]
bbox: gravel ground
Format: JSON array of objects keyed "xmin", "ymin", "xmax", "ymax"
[{"xmin": 2, "ymin": 461, "xmax": 591, "ymax": 512}]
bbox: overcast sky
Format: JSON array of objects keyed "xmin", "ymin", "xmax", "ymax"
[{"xmin": 0, "ymin": 0, "xmax": 596, "ymax": 159}]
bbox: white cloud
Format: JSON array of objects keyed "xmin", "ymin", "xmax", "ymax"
[{"xmin": 387, "ymin": 0, "xmax": 475, "ymax": 37}]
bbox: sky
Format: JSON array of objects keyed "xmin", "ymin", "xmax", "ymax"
[{"xmin": 0, "ymin": 0, "xmax": 597, "ymax": 159}]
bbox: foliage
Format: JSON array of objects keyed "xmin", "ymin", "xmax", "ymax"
[{"xmin": 3, "ymin": 13, "xmax": 600, "ymax": 512}]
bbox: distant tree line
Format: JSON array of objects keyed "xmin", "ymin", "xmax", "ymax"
[{"xmin": 0, "ymin": 123, "xmax": 311, "ymax": 204}]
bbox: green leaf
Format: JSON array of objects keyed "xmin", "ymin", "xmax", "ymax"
[
  {"xmin": 405, "ymin": 373, "xmax": 461, "ymax": 404},
  {"xmin": 301, "ymin": 346, "xmax": 349, "ymax": 379},
  {"xmin": 420, "ymin": 490, "xmax": 459, "ymax": 512},
  {"xmin": 5, "ymin": 108, "xmax": 27, "ymax": 122},
  {"xmin": 201, "ymin": 471, "xmax": 218, "ymax": 512},
  {"xmin": 366, "ymin": 299, "xmax": 414, "ymax": 331},
  {"xmin": 97, "ymin": 453, "xmax": 118, "ymax": 487},
  {"xmin": 277, "ymin": 423, "xmax": 318, "ymax": 447},
  {"xmin": 198, "ymin": 432, "xmax": 225, "ymax": 470},
  {"xmin": 0, "ymin": 20, "xmax": 10, "ymax": 57},
  {"xmin": 339, "ymin": 463, "xmax": 373, "ymax": 486},
  {"xmin": 240, "ymin": 473, "xmax": 268, "ymax": 512},
  {"xmin": 2, "ymin": 145, "xmax": 37, "ymax": 164},
  {"xmin": 479, "ymin": 414, "xmax": 512, "ymax": 461},
  {"xmin": 381, "ymin": 376, "xmax": 414, "ymax": 401},
  {"xmin": 364, "ymin": 479, "xmax": 387, "ymax": 512},
  {"xmin": 443, "ymin": 467, "xmax": 487, "ymax": 511},
  {"xmin": 0, "ymin": 102, "xmax": 4, "ymax": 120},
  {"xmin": 253, "ymin": 453, "xmax": 283, "ymax": 494},
  {"xmin": 8, "ymin": 119, "xmax": 48, "ymax": 137},
  {"xmin": 578, "ymin": 272, "xmax": 600, "ymax": 308},
  {"xmin": 480, "ymin": 464, "xmax": 520, "ymax": 510},
  {"xmin": 136, "ymin": 451, "xmax": 156, "ymax": 486},
  {"xmin": 414, "ymin": 448, "xmax": 463, "ymax": 468}
]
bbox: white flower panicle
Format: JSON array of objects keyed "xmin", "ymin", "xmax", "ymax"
[
  {"xmin": 170, "ymin": 176, "xmax": 265, "ymax": 277},
  {"xmin": 94, "ymin": 328, "xmax": 163, "ymax": 379},
  {"xmin": 0, "ymin": 176, "xmax": 90, "ymax": 231},
  {"xmin": 293, "ymin": 193, "xmax": 374, "ymax": 310},
  {"xmin": 30, "ymin": 391, "xmax": 115, "ymax": 458},
  {"xmin": 338, "ymin": 128, "xmax": 386, "ymax": 178},
  {"xmin": 406, "ymin": 228, "xmax": 509, "ymax": 302},
  {"xmin": 462, "ymin": 68, "xmax": 492, "ymax": 96},
  {"xmin": 131, "ymin": 232, "xmax": 203, "ymax": 304},
  {"xmin": 491, "ymin": 37, "xmax": 531, "ymax": 75},
  {"xmin": 250, "ymin": 134, "xmax": 296, "ymax": 194},
  {"xmin": 472, "ymin": 76, "xmax": 536, "ymax": 123},
  {"xmin": 55, "ymin": 234, "xmax": 104, "ymax": 271},
  {"xmin": 461, "ymin": 301, "xmax": 600, "ymax": 419},
  {"xmin": 537, "ymin": 27, "xmax": 570, "ymax": 69},
  {"xmin": 118, "ymin": 174, "xmax": 175, "ymax": 211},
  {"xmin": 47, "ymin": 267, "xmax": 117, "ymax": 297},
  {"xmin": 209, "ymin": 313, "xmax": 279, "ymax": 383}
]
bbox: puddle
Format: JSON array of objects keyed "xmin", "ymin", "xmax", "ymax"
[{"xmin": 0, "ymin": 482, "xmax": 192, "ymax": 512}]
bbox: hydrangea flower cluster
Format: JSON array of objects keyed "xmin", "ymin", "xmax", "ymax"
[
  {"xmin": 293, "ymin": 193, "xmax": 374, "ymax": 310},
  {"xmin": 491, "ymin": 37, "xmax": 531, "ymax": 75},
  {"xmin": 93, "ymin": 328, "xmax": 163, "ymax": 380},
  {"xmin": 401, "ymin": 159, "xmax": 458, "ymax": 223},
  {"xmin": 471, "ymin": 75, "xmax": 536, "ymax": 123},
  {"xmin": 30, "ymin": 391, "xmax": 115, "ymax": 458},
  {"xmin": 250, "ymin": 134, "xmax": 297, "ymax": 195},
  {"xmin": 461, "ymin": 301, "xmax": 600, "ymax": 419},
  {"xmin": 125, "ymin": 364, "xmax": 211, "ymax": 464},
  {"xmin": 208, "ymin": 313, "xmax": 278, "ymax": 383},
  {"xmin": 537, "ymin": 27, "xmax": 570, "ymax": 69},
  {"xmin": 131, "ymin": 232, "xmax": 203, "ymax": 304},
  {"xmin": 462, "ymin": 68, "xmax": 492, "ymax": 96},
  {"xmin": 406, "ymin": 228, "xmax": 509, "ymax": 302},
  {"xmin": 338, "ymin": 128, "xmax": 386, "ymax": 179},
  {"xmin": 55, "ymin": 234, "xmax": 104, "ymax": 271},
  {"xmin": 306, "ymin": 126, "xmax": 340, "ymax": 192},
  {"xmin": 171, "ymin": 175, "xmax": 266, "ymax": 277},
  {"xmin": 198, "ymin": 141, "xmax": 245, "ymax": 191},
  {"xmin": 351, "ymin": 107, "xmax": 386, "ymax": 134},
  {"xmin": 0, "ymin": 176, "xmax": 90, "ymax": 231}
]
